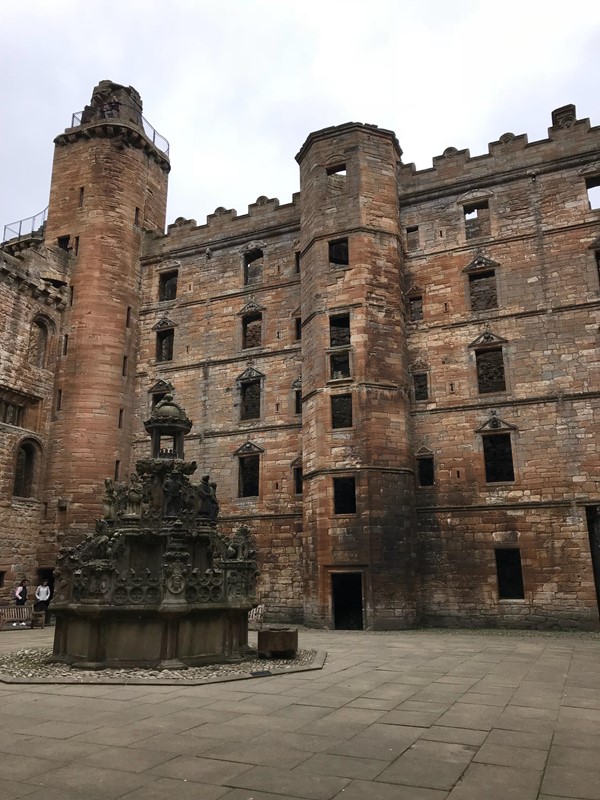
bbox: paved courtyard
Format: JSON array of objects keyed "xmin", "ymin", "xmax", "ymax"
[{"xmin": 1, "ymin": 627, "xmax": 600, "ymax": 799}]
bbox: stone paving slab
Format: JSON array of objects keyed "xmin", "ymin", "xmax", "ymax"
[{"xmin": 3, "ymin": 627, "xmax": 600, "ymax": 798}]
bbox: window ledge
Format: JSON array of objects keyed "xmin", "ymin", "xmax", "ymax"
[
  {"xmin": 11, "ymin": 496, "xmax": 42, "ymax": 505},
  {"xmin": 327, "ymin": 378, "xmax": 352, "ymax": 386},
  {"xmin": 497, "ymin": 599, "xmax": 527, "ymax": 603}
]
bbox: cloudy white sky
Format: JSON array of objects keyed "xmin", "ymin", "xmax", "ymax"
[{"xmin": 1, "ymin": 0, "xmax": 599, "ymax": 234}]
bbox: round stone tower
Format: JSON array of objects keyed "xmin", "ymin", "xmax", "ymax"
[
  {"xmin": 296, "ymin": 123, "xmax": 416, "ymax": 629},
  {"xmin": 43, "ymin": 80, "xmax": 170, "ymax": 542}
]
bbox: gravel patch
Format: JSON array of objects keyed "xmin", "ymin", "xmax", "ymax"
[{"xmin": 0, "ymin": 647, "xmax": 322, "ymax": 685}]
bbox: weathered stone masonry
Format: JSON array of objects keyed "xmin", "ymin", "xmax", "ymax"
[{"xmin": 1, "ymin": 84, "xmax": 599, "ymax": 629}]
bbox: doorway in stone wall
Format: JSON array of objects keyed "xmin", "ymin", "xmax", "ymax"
[
  {"xmin": 586, "ymin": 506, "xmax": 600, "ymax": 617},
  {"xmin": 331, "ymin": 572, "xmax": 364, "ymax": 630}
]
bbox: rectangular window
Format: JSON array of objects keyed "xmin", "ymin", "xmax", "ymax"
[
  {"xmin": 295, "ymin": 252, "xmax": 301, "ymax": 274},
  {"xmin": 122, "ymin": 355, "xmax": 128, "ymax": 376},
  {"xmin": 70, "ymin": 286, "xmax": 74, "ymax": 306},
  {"xmin": 114, "ymin": 460, "xmax": 121, "ymax": 481},
  {"xmin": 329, "ymin": 314, "xmax": 350, "ymax": 347},
  {"xmin": 62, "ymin": 334, "xmax": 69, "ymax": 356},
  {"xmin": 0, "ymin": 571, "xmax": 5, "ymax": 588},
  {"xmin": 476, "ymin": 348, "xmax": 506, "ymax": 393},
  {"xmin": 586, "ymin": 177, "xmax": 600, "ymax": 210},
  {"xmin": 244, "ymin": 248, "xmax": 264, "ymax": 286},
  {"xmin": 57, "ymin": 235, "xmax": 70, "ymax": 251},
  {"xmin": 333, "ymin": 476, "xmax": 356, "ymax": 514},
  {"xmin": 469, "ymin": 270, "xmax": 497, "ymax": 311},
  {"xmin": 293, "ymin": 466, "xmax": 303, "ymax": 495},
  {"xmin": 159, "ymin": 270, "xmax": 178, "ymax": 301},
  {"xmin": 156, "ymin": 330, "xmax": 174, "ymax": 362},
  {"xmin": 73, "ymin": 236, "xmax": 80, "ymax": 256},
  {"xmin": 463, "ymin": 201, "xmax": 490, "ymax": 239},
  {"xmin": 152, "ymin": 392, "xmax": 167, "ymax": 408},
  {"xmin": 408, "ymin": 295, "xmax": 423, "ymax": 322},
  {"xmin": 495, "ymin": 548, "xmax": 525, "ymax": 599},
  {"xmin": 331, "ymin": 394, "xmax": 353, "ymax": 428},
  {"xmin": 294, "ymin": 389, "xmax": 302, "ymax": 415},
  {"xmin": 242, "ymin": 313, "xmax": 262, "ymax": 349},
  {"xmin": 294, "ymin": 317, "xmax": 302, "ymax": 341},
  {"xmin": 56, "ymin": 389, "xmax": 62, "ymax": 411},
  {"xmin": 330, "ymin": 351, "xmax": 350, "ymax": 380},
  {"xmin": 327, "ymin": 163, "xmax": 346, "ymax": 177},
  {"xmin": 417, "ymin": 456, "xmax": 434, "ymax": 487},
  {"xmin": 126, "ymin": 306, "xmax": 132, "ymax": 328},
  {"xmin": 118, "ymin": 408, "xmax": 124, "ymax": 428},
  {"xmin": 134, "ymin": 206, "xmax": 140, "ymax": 226},
  {"xmin": 239, "ymin": 455, "xmax": 260, "ymax": 497},
  {"xmin": 329, "ymin": 238, "xmax": 349, "ymax": 267},
  {"xmin": 78, "ymin": 187, "xmax": 85, "ymax": 208},
  {"xmin": 483, "ymin": 433, "xmax": 514, "ymax": 482},
  {"xmin": 406, "ymin": 226, "xmax": 419, "ymax": 251},
  {"xmin": 240, "ymin": 380, "xmax": 261, "ymax": 420},
  {"xmin": 412, "ymin": 373, "xmax": 428, "ymax": 401}
]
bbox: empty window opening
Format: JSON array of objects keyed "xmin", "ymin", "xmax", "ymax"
[
  {"xmin": 242, "ymin": 313, "xmax": 262, "ymax": 349},
  {"xmin": 585, "ymin": 506, "xmax": 600, "ymax": 613},
  {"xmin": 329, "ymin": 238, "xmax": 349, "ymax": 267},
  {"xmin": 293, "ymin": 466, "xmax": 303, "ymax": 495},
  {"xmin": 327, "ymin": 163, "xmax": 346, "ymax": 177},
  {"xmin": 152, "ymin": 392, "xmax": 167, "ymax": 408},
  {"xmin": 329, "ymin": 314, "xmax": 350, "ymax": 347},
  {"xmin": 240, "ymin": 380, "xmax": 261, "ymax": 420},
  {"xmin": 413, "ymin": 373, "xmax": 429, "ymax": 402},
  {"xmin": 156, "ymin": 330, "xmax": 174, "ymax": 362},
  {"xmin": 330, "ymin": 351, "xmax": 351, "ymax": 380},
  {"xmin": 331, "ymin": 394, "xmax": 352, "ymax": 428},
  {"xmin": 333, "ymin": 476, "xmax": 356, "ymax": 514},
  {"xmin": 332, "ymin": 572, "xmax": 363, "ymax": 630},
  {"xmin": 73, "ymin": 236, "xmax": 80, "ymax": 256},
  {"xmin": 294, "ymin": 317, "xmax": 302, "ymax": 340},
  {"xmin": 0, "ymin": 571, "xmax": 5, "ymax": 588},
  {"xmin": 295, "ymin": 252, "xmax": 301, "ymax": 273},
  {"xmin": 122, "ymin": 355, "xmax": 128, "ymax": 375},
  {"xmin": 244, "ymin": 248, "xmax": 264, "ymax": 286},
  {"xmin": 69, "ymin": 286, "xmax": 74, "ymax": 306},
  {"xmin": 78, "ymin": 187, "xmax": 85, "ymax": 208},
  {"xmin": 469, "ymin": 270, "xmax": 498, "ymax": 311},
  {"xmin": 406, "ymin": 226, "xmax": 419, "ymax": 251},
  {"xmin": 495, "ymin": 548, "xmax": 525, "ymax": 600},
  {"xmin": 294, "ymin": 389, "xmax": 302, "ymax": 415},
  {"xmin": 417, "ymin": 456, "xmax": 434, "ymax": 487},
  {"xmin": 239, "ymin": 455, "xmax": 260, "ymax": 497},
  {"xmin": 444, "ymin": 302, "xmax": 449, "ymax": 313},
  {"xmin": 275, "ymin": 402, "xmax": 280, "ymax": 412},
  {"xmin": 483, "ymin": 433, "xmax": 514, "ymax": 482},
  {"xmin": 56, "ymin": 389, "xmax": 62, "ymax": 411},
  {"xmin": 57, "ymin": 235, "xmax": 70, "ymax": 251},
  {"xmin": 586, "ymin": 177, "xmax": 600, "ymax": 210},
  {"xmin": 1, "ymin": 401, "xmax": 25, "ymax": 427},
  {"xmin": 476, "ymin": 348, "xmax": 506, "ymax": 393},
  {"xmin": 13, "ymin": 442, "xmax": 37, "ymax": 497},
  {"xmin": 449, "ymin": 382, "xmax": 455, "ymax": 393},
  {"xmin": 464, "ymin": 200, "xmax": 491, "ymax": 239},
  {"xmin": 62, "ymin": 334, "xmax": 69, "ymax": 356},
  {"xmin": 28, "ymin": 319, "xmax": 48, "ymax": 368},
  {"xmin": 134, "ymin": 206, "xmax": 140, "ymax": 226},
  {"xmin": 114, "ymin": 460, "xmax": 121, "ymax": 481},
  {"xmin": 126, "ymin": 306, "xmax": 132, "ymax": 328},
  {"xmin": 159, "ymin": 270, "xmax": 178, "ymax": 301},
  {"xmin": 118, "ymin": 408, "xmax": 124, "ymax": 428},
  {"xmin": 407, "ymin": 295, "xmax": 423, "ymax": 322}
]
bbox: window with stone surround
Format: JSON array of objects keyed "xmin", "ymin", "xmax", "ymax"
[
  {"xmin": 417, "ymin": 455, "xmax": 434, "ymax": 487},
  {"xmin": 495, "ymin": 548, "xmax": 525, "ymax": 599},
  {"xmin": 1, "ymin": 400, "xmax": 26, "ymax": 427},
  {"xmin": 412, "ymin": 373, "xmax": 429, "ymax": 402},
  {"xmin": 294, "ymin": 388, "xmax": 302, "ymax": 415},
  {"xmin": 13, "ymin": 439, "xmax": 39, "ymax": 497},
  {"xmin": 406, "ymin": 226, "xmax": 419, "ymax": 251},
  {"xmin": 329, "ymin": 238, "xmax": 349, "ymax": 268},
  {"xmin": 28, "ymin": 318, "xmax": 50, "ymax": 368},
  {"xmin": 331, "ymin": 393, "xmax": 352, "ymax": 429},
  {"xmin": 159, "ymin": 270, "xmax": 178, "ymax": 301},
  {"xmin": 585, "ymin": 176, "xmax": 600, "ymax": 210},
  {"xmin": 333, "ymin": 476, "xmax": 356, "ymax": 514},
  {"xmin": 156, "ymin": 329, "xmax": 174, "ymax": 362},
  {"xmin": 330, "ymin": 314, "xmax": 350, "ymax": 347},
  {"xmin": 476, "ymin": 348, "xmax": 506, "ymax": 394},
  {"xmin": 242, "ymin": 313, "xmax": 262, "ymax": 349},
  {"xmin": 293, "ymin": 466, "xmax": 303, "ymax": 495},
  {"xmin": 330, "ymin": 351, "xmax": 351, "ymax": 380},
  {"xmin": 240, "ymin": 380, "xmax": 261, "ymax": 421},
  {"xmin": 408, "ymin": 294, "xmax": 423, "ymax": 322},
  {"xmin": 463, "ymin": 200, "xmax": 491, "ymax": 239},
  {"xmin": 294, "ymin": 317, "xmax": 302, "ymax": 341},
  {"xmin": 483, "ymin": 433, "xmax": 514, "ymax": 482},
  {"xmin": 295, "ymin": 252, "xmax": 301, "ymax": 273},
  {"xmin": 239, "ymin": 455, "xmax": 260, "ymax": 497},
  {"xmin": 244, "ymin": 248, "xmax": 264, "ymax": 286},
  {"xmin": 469, "ymin": 270, "xmax": 497, "ymax": 311}
]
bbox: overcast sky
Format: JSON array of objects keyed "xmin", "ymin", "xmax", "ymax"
[{"xmin": 1, "ymin": 0, "xmax": 599, "ymax": 234}]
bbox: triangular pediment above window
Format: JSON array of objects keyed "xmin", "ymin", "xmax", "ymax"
[
  {"xmin": 236, "ymin": 366, "xmax": 264, "ymax": 383},
  {"xmin": 578, "ymin": 162, "xmax": 600, "ymax": 176},
  {"xmin": 406, "ymin": 284, "xmax": 423, "ymax": 298},
  {"xmin": 409, "ymin": 358, "xmax": 429, "ymax": 373},
  {"xmin": 238, "ymin": 298, "xmax": 265, "ymax": 315},
  {"xmin": 475, "ymin": 411, "xmax": 517, "ymax": 433},
  {"xmin": 158, "ymin": 259, "xmax": 181, "ymax": 272},
  {"xmin": 234, "ymin": 440, "xmax": 265, "ymax": 456},
  {"xmin": 290, "ymin": 454, "xmax": 302, "ymax": 468},
  {"xmin": 463, "ymin": 254, "xmax": 500, "ymax": 273},
  {"xmin": 148, "ymin": 379, "xmax": 173, "ymax": 394},
  {"xmin": 458, "ymin": 189, "xmax": 494, "ymax": 204},
  {"xmin": 291, "ymin": 376, "xmax": 302, "ymax": 390},
  {"xmin": 241, "ymin": 240, "xmax": 267, "ymax": 254},
  {"xmin": 152, "ymin": 316, "xmax": 177, "ymax": 331},
  {"xmin": 416, "ymin": 446, "xmax": 433, "ymax": 457},
  {"xmin": 469, "ymin": 330, "xmax": 507, "ymax": 348}
]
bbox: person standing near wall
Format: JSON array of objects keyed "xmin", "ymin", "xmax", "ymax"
[
  {"xmin": 35, "ymin": 580, "xmax": 51, "ymax": 613},
  {"xmin": 14, "ymin": 579, "xmax": 28, "ymax": 606}
]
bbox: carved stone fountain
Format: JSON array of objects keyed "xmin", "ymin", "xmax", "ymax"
[{"xmin": 51, "ymin": 395, "xmax": 258, "ymax": 668}]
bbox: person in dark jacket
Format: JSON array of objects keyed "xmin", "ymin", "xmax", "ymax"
[{"xmin": 15, "ymin": 579, "xmax": 28, "ymax": 606}]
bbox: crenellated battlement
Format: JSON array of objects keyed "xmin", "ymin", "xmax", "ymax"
[{"xmin": 399, "ymin": 105, "xmax": 599, "ymax": 198}]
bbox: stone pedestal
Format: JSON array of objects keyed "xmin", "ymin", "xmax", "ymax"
[{"xmin": 257, "ymin": 627, "xmax": 298, "ymax": 658}]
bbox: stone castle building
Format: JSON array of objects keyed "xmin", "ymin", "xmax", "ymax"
[{"xmin": 1, "ymin": 80, "xmax": 599, "ymax": 629}]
